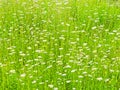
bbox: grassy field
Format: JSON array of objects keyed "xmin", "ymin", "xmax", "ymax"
[{"xmin": 0, "ymin": 0, "xmax": 120, "ymax": 90}]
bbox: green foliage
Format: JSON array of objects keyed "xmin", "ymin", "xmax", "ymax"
[{"xmin": 0, "ymin": 0, "xmax": 120, "ymax": 90}]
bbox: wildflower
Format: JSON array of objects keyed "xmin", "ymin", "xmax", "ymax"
[
  {"xmin": 66, "ymin": 23, "xmax": 70, "ymax": 26},
  {"xmin": 47, "ymin": 65, "xmax": 52, "ymax": 69},
  {"xmin": 32, "ymin": 80, "xmax": 36, "ymax": 84},
  {"xmin": 97, "ymin": 44, "xmax": 102, "ymax": 48},
  {"xmin": 9, "ymin": 69, "xmax": 16, "ymax": 74},
  {"xmin": 65, "ymin": 65, "xmax": 71, "ymax": 68},
  {"xmin": 43, "ymin": 40, "xmax": 47, "ymax": 42},
  {"xmin": 33, "ymin": 0, "xmax": 38, "ymax": 2},
  {"xmin": 105, "ymin": 78, "xmax": 109, "ymax": 82},
  {"xmin": 48, "ymin": 84, "xmax": 54, "ymax": 88},
  {"xmin": 19, "ymin": 53, "xmax": 26, "ymax": 57},
  {"xmin": 59, "ymin": 48, "xmax": 63, "ymax": 50},
  {"xmin": 29, "ymin": 75, "xmax": 33, "ymax": 78},
  {"xmin": 110, "ymin": 69, "xmax": 114, "ymax": 73},
  {"xmin": 0, "ymin": 63, "xmax": 3, "ymax": 67},
  {"xmin": 92, "ymin": 26, "xmax": 97, "ymax": 30},
  {"xmin": 53, "ymin": 87, "xmax": 58, "ymax": 90},
  {"xmin": 39, "ymin": 82, "xmax": 44, "ymax": 85},
  {"xmin": 27, "ymin": 46, "xmax": 32, "ymax": 50},
  {"xmin": 73, "ymin": 88, "xmax": 76, "ymax": 90},
  {"xmin": 78, "ymin": 75, "xmax": 84, "ymax": 78},
  {"xmin": 66, "ymin": 80, "xmax": 71, "ymax": 83},
  {"xmin": 35, "ymin": 50, "xmax": 41, "ymax": 53},
  {"xmin": 92, "ymin": 68, "xmax": 98, "ymax": 71},
  {"xmin": 82, "ymin": 72, "xmax": 87, "ymax": 75},
  {"xmin": 92, "ymin": 50, "xmax": 97, "ymax": 53},
  {"xmin": 61, "ymin": 22, "xmax": 64, "ymax": 25},
  {"xmin": 62, "ymin": 73, "xmax": 66, "ymax": 77},
  {"xmin": 96, "ymin": 77, "xmax": 103, "ymax": 81},
  {"xmin": 83, "ymin": 43, "xmax": 87, "ymax": 46},
  {"xmin": 20, "ymin": 73, "xmax": 26, "ymax": 78},
  {"xmin": 71, "ymin": 69, "xmax": 76, "ymax": 73},
  {"xmin": 70, "ymin": 42, "xmax": 76, "ymax": 45}
]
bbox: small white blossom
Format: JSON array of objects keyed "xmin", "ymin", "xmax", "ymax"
[
  {"xmin": 71, "ymin": 69, "xmax": 76, "ymax": 73},
  {"xmin": 105, "ymin": 78, "xmax": 109, "ymax": 82},
  {"xmin": 96, "ymin": 77, "xmax": 103, "ymax": 81},
  {"xmin": 27, "ymin": 46, "xmax": 32, "ymax": 50},
  {"xmin": 66, "ymin": 80, "xmax": 71, "ymax": 83},
  {"xmin": 35, "ymin": 50, "xmax": 41, "ymax": 53},
  {"xmin": 20, "ymin": 73, "xmax": 26, "ymax": 78},
  {"xmin": 9, "ymin": 69, "xmax": 16, "ymax": 74},
  {"xmin": 48, "ymin": 84, "xmax": 54, "ymax": 88},
  {"xmin": 92, "ymin": 26, "xmax": 97, "ymax": 30},
  {"xmin": 65, "ymin": 65, "xmax": 71, "ymax": 68},
  {"xmin": 62, "ymin": 73, "xmax": 66, "ymax": 76},
  {"xmin": 78, "ymin": 75, "xmax": 84, "ymax": 78},
  {"xmin": 20, "ymin": 53, "xmax": 26, "ymax": 57},
  {"xmin": 53, "ymin": 87, "xmax": 58, "ymax": 90},
  {"xmin": 32, "ymin": 80, "xmax": 36, "ymax": 84}
]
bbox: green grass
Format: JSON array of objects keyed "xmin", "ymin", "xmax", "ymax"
[{"xmin": 0, "ymin": 0, "xmax": 120, "ymax": 90}]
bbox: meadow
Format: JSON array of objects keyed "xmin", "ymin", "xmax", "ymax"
[{"xmin": 0, "ymin": 0, "xmax": 120, "ymax": 90}]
